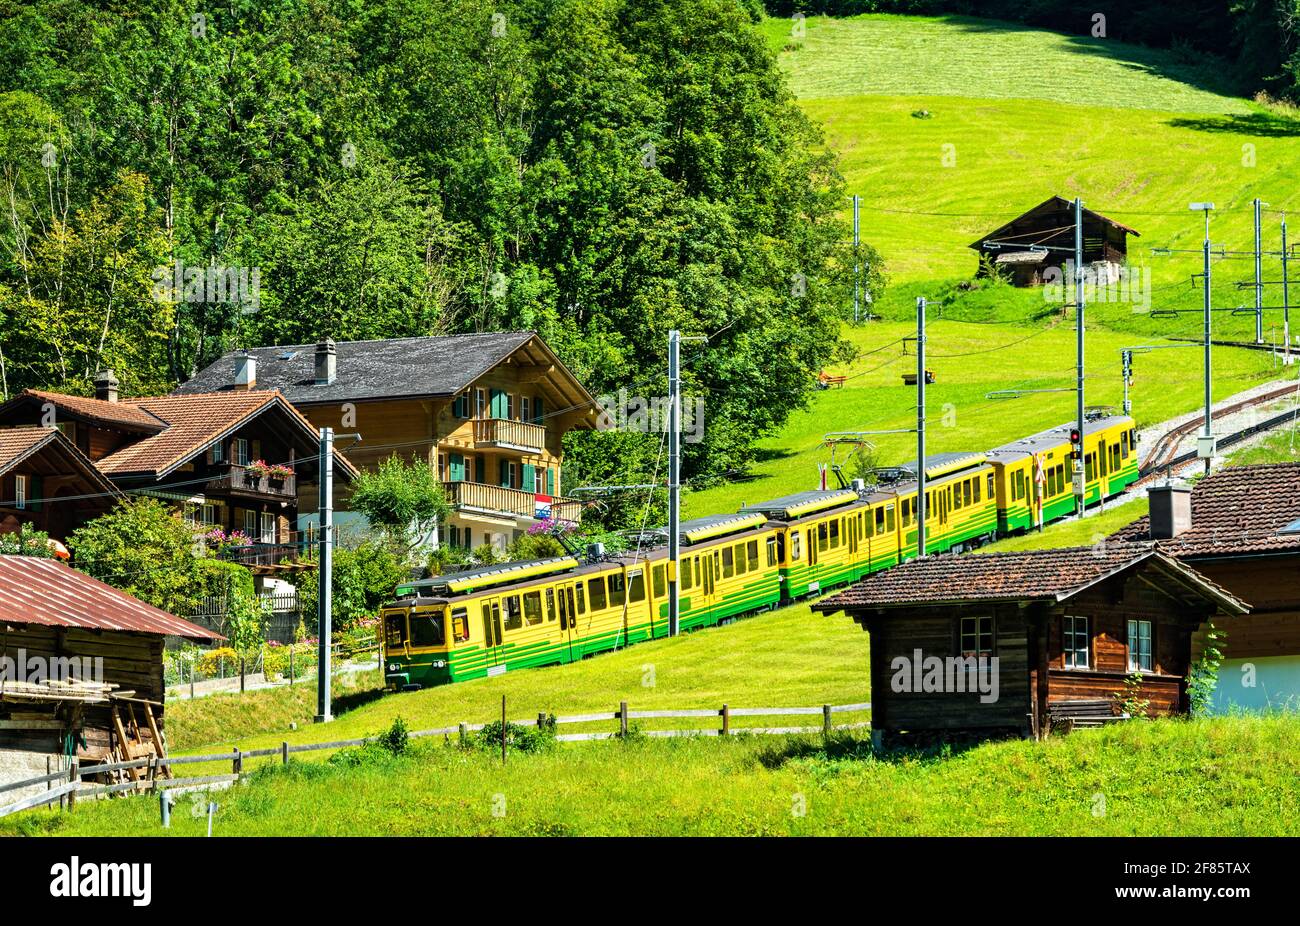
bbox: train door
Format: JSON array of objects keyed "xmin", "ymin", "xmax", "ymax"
[
  {"xmin": 806, "ymin": 525, "xmax": 820, "ymax": 592},
  {"xmin": 479, "ymin": 596, "xmax": 505, "ymax": 676},
  {"xmin": 701, "ymin": 553, "xmax": 716, "ymax": 624},
  {"xmin": 556, "ymin": 583, "xmax": 577, "ymax": 662}
]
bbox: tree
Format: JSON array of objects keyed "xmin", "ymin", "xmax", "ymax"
[
  {"xmin": 348, "ymin": 454, "xmax": 451, "ymax": 550},
  {"xmin": 67, "ymin": 497, "xmax": 204, "ymax": 615}
]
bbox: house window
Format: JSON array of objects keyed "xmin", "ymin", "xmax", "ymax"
[
  {"xmin": 534, "ymin": 467, "xmax": 545, "ymax": 494},
  {"xmin": 201, "ymin": 502, "xmax": 220, "ymax": 527},
  {"xmin": 1127, "ymin": 619, "xmax": 1153, "ymax": 672},
  {"xmin": 474, "ymin": 388, "xmax": 486, "ymax": 418},
  {"xmin": 521, "ymin": 397, "xmax": 530, "ymax": 423},
  {"xmin": 1063, "ymin": 615, "xmax": 1090, "ymax": 669},
  {"xmin": 507, "ymin": 393, "xmax": 516, "ymax": 420},
  {"xmin": 242, "ymin": 509, "xmax": 258, "ymax": 537},
  {"xmin": 14, "ymin": 474, "xmax": 27, "ymax": 510},
  {"xmin": 960, "ymin": 615, "xmax": 993, "ymax": 656},
  {"xmin": 233, "ymin": 438, "xmax": 251, "ymax": 466},
  {"xmin": 260, "ymin": 512, "xmax": 277, "ymax": 544},
  {"xmin": 208, "ymin": 441, "xmax": 225, "ymax": 464}
]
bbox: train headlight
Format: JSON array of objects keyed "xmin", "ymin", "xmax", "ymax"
[{"xmin": 388, "ymin": 663, "xmax": 400, "ymax": 672}]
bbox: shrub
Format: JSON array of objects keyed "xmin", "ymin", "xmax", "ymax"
[{"xmin": 475, "ymin": 716, "xmax": 557, "ymax": 754}]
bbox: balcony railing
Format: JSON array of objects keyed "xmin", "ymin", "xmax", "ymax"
[
  {"xmin": 444, "ymin": 480, "xmax": 580, "ymax": 523},
  {"xmin": 207, "ymin": 463, "xmax": 297, "ymax": 500},
  {"xmin": 472, "ymin": 417, "xmax": 546, "ymax": 453}
]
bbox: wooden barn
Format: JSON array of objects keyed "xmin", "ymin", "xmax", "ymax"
[
  {"xmin": 1111, "ymin": 471, "xmax": 1300, "ymax": 712},
  {"xmin": 814, "ymin": 545, "xmax": 1247, "ymax": 744},
  {"xmin": 0, "ymin": 555, "xmax": 219, "ymax": 800},
  {"xmin": 970, "ymin": 196, "xmax": 1139, "ymax": 287}
]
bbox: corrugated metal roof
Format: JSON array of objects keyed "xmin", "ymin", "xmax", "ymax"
[{"xmin": 0, "ymin": 556, "xmax": 221, "ymax": 640}]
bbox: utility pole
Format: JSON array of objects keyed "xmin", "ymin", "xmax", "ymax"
[
  {"xmin": 1121, "ymin": 349, "xmax": 1132, "ymax": 417},
  {"xmin": 852, "ymin": 194, "xmax": 861, "ymax": 323},
  {"xmin": 1254, "ymin": 198, "xmax": 1265, "ymax": 344},
  {"xmin": 1073, "ymin": 197, "xmax": 1086, "ymax": 517},
  {"xmin": 915, "ymin": 296, "xmax": 927, "ymax": 559},
  {"xmin": 1192, "ymin": 202, "xmax": 1216, "ymax": 472},
  {"xmin": 667, "ymin": 330, "xmax": 681, "ymax": 637},
  {"xmin": 315, "ymin": 426, "xmax": 333, "ymax": 723},
  {"xmin": 1283, "ymin": 213, "xmax": 1292, "ymax": 365}
]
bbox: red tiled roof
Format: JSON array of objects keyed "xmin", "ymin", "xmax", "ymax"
[
  {"xmin": 813, "ymin": 545, "xmax": 1247, "ymax": 613},
  {"xmin": 1110, "ymin": 463, "xmax": 1300, "ymax": 557},
  {"xmin": 0, "ymin": 427, "xmax": 122, "ymax": 497},
  {"xmin": 19, "ymin": 389, "xmax": 165, "ymax": 432},
  {"xmin": 0, "ymin": 555, "xmax": 220, "ymax": 640}
]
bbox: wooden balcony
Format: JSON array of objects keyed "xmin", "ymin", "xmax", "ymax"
[
  {"xmin": 443, "ymin": 480, "xmax": 580, "ymax": 523},
  {"xmin": 472, "ymin": 417, "xmax": 546, "ymax": 453},
  {"xmin": 207, "ymin": 463, "xmax": 297, "ymax": 500}
]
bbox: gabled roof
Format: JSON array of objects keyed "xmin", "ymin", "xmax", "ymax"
[
  {"xmin": 969, "ymin": 195, "xmax": 1140, "ymax": 250},
  {"xmin": 3, "ymin": 390, "xmax": 165, "ymax": 433},
  {"xmin": 812, "ymin": 545, "xmax": 1247, "ymax": 614},
  {"xmin": 1110, "ymin": 463, "xmax": 1300, "ymax": 558},
  {"xmin": 173, "ymin": 331, "xmax": 595, "ymax": 411},
  {"xmin": 0, "ymin": 555, "xmax": 221, "ymax": 640},
  {"xmin": 0, "ymin": 427, "xmax": 122, "ymax": 499}
]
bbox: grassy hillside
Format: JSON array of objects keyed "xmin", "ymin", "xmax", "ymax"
[
  {"xmin": 685, "ymin": 317, "xmax": 1274, "ymax": 516},
  {"xmin": 12, "ymin": 715, "xmax": 1300, "ymax": 836}
]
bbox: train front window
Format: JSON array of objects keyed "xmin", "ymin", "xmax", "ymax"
[
  {"xmin": 383, "ymin": 611, "xmax": 407, "ymax": 648},
  {"xmin": 409, "ymin": 609, "xmax": 446, "ymax": 648},
  {"xmin": 452, "ymin": 607, "xmax": 470, "ymax": 642}
]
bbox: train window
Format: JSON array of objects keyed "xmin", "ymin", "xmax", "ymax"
[
  {"xmin": 383, "ymin": 611, "xmax": 406, "ymax": 647},
  {"xmin": 523, "ymin": 591, "xmax": 543, "ymax": 626},
  {"xmin": 973, "ymin": 477, "xmax": 981, "ymax": 503},
  {"xmin": 816, "ymin": 522, "xmax": 828, "ymax": 552},
  {"xmin": 409, "ymin": 610, "xmax": 445, "ymax": 648},
  {"xmin": 737, "ymin": 543, "xmax": 749, "ymax": 575},
  {"xmin": 452, "ymin": 607, "xmax": 469, "ymax": 643},
  {"xmin": 874, "ymin": 508, "xmax": 884, "ymax": 535},
  {"xmin": 682, "ymin": 557, "xmax": 694, "ymax": 590},
  {"xmin": 588, "ymin": 577, "xmax": 607, "ymax": 611},
  {"xmin": 608, "ymin": 573, "xmax": 626, "ymax": 607},
  {"xmin": 766, "ymin": 536, "xmax": 778, "ymax": 567},
  {"xmin": 886, "ymin": 505, "xmax": 895, "ymax": 532},
  {"xmin": 653, "ymin": 564, "xmax": 666, "ymax": 597},
  {"xmin": 504, "ymin": 595, "xmax": 523, "ymax": 630},
  {"xmin": 629, "ymin": 570, "xmax": 646, "ymax": 603},
  {"xmin": 576, "ymin": 583, "xmax": 586, "ymax": 614},
  {"xmin": 986, "ymin": 473, "xmax": 994, "ymax": 499},
  {"xmin": 829, "ymin": 519, "xmax": 840, "ymax": 549},
  {"xmin": 747, "ymin": 539, "xmax": 759, "ymax": 571},
  {"xmin": 789, "ymin": 531, "xmax": 801, "ymax": 560},
  {"xmin": 953, "ymin": 483, "xmax": 963, "ymax": 510},
  {"xmin": 545, "ymin": 588, "xmax": 557, "ymax": 622},
  {"xmin": 722, "ymin": 547, "xmax": 735, "ymax": 578},
  {"xmin": 964, "ymin": 480, "xmax": 971, "ymax": 507}
]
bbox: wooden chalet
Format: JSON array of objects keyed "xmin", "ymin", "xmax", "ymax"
[
  {"xmin": 0, "ymin": 555, "xmax": 220, "ymax": 802},
  {"xmin": 1111, "ymin": 470, "xmax": 1300, "ymax": 712},
  {"xmin": 0, "ymin": 375, "xmax": 358, "ymax": 574},
  {"xmin": 970, "ymin": 196, "xmax": 1139, "ymax": 287},
  {"xmin": 175, "ymin": 332, "xmax": 598, "ymax": 553},
  {"xmin": 0, "ymin": 428, "xmax": 120, "ymax": 541},
  {"xmin": 814, "ymin": 545, "xmax": 1247, "ymax": 743}
]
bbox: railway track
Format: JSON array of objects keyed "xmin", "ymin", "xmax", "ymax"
[{"xmin": 1137, "ymin": 382, "xmax": 1300, "ymax": 484}]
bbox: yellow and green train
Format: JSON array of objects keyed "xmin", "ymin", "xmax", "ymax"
[{"xmin": 381, "ymin": 415, "xmax": 1139, "ymax": 688}]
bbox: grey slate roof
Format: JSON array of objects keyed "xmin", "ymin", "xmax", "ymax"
[{"xmin": 175, "ymin": 332, "xmax": 537, "ymax": 405}]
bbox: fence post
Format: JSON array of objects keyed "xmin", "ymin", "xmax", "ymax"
[
  {"xmin": 232, "ymin": 747, "xmax": 242, "ymax": 776},
  {"xmin": 619, "ymin": 700, "xmax": 628, "ymax": 737},
  {"xmin": 281, "ymin": 742, "xmax": 289, "ymax": 766},
  {"xmin": 537, "ymin": 711, "xmax": 546, "ymax": 730},
  {"xmin": 823, "ymin": 704, "xmax": 833, "ymax": 736},
  {"xmin": 66, "ymin": 759, "xmax": 78, "ymax": 811},
  {"xmin": 721, "ymin": 704, "xmax": 730, "ymax": 736},
  {"xmin": 500, "ymin": 695, "xmax": 507, "ymax": 764},
  {"xmin": 458, "ymin": 722, "xmax": 467, "ymax": 748},
  {"xmin": 289, "ymin": 645, "xmax": 295, "ymax": 686},
  {"xmin": 240, "ymin": 656, "xmax": 246, "ymax": 693},
  {"xmin": 190, "ymin": 660, "xmax": 196, "ymax": 700}
]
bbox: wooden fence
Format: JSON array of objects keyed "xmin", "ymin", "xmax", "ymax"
[{"xmin": 0, "ymin": 699, "xmax": 870, "ymax": 820}]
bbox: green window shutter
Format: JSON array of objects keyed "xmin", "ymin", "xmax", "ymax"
[
  {"xmin": 499, "ymin": 459, "xmax": 510, "ymax": 487},
  {"xmin": 450, "ymin": 453, "xmax": 464, "ymax": 482},
  {"xmin": 522, "ymin": 463, "xmax": 535, "ymax": 492},
  {"xmin": 474, "ymin": 457, "xmax": 485, "ymax": 483},
  {"xmin": 533, "ymin": 396, "xmax": 544, "ymax": 425},
  {"xmin": 28, "ymin": 474, "xmax": 42, "ymax": 511},
  {"xmin": 490, "ymin": 389, "xmax": 506, "ymax": 418},
  {"xmin": 546, "ymin": 468, "xmax": 555, "ymax": 496},
  {"xmin": 452, "ymin": 394, "xmax": 463, "ymax": 418}
]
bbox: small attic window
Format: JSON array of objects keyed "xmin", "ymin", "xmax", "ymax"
[{"xmin": 1281, "ymin": 517, "xmax": 1300, "ymax": 535}]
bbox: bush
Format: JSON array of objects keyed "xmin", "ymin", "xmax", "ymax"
[
  {"xmin": 378, "ymin": 716, "xmax": 410, "ymax": 755},
  {"xmin": 475, "ymin": 716, "xmax": 557, "ymax": 754}
]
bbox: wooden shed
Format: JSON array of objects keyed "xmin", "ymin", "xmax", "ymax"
[
  {"xmin": 970, "ymin": 196, "xmax": 1139, "ymax": 287},
  {"xmin": 0, "ymin": 555, "xmax": 220, "ymax": 798},
  {"xmin": 814, "ymin": 546, "xmax": 1247, "ymax": 744}
]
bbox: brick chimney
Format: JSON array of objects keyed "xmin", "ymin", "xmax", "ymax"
[
  {"xmin": 233, "ymin": 351, "xmax": 257, "ymax": 391},
  {"xmin": 315, "ymin": 338, "xmax": 336, "ymax": 386},
  {"xmin": 1148, "ymin": 483, "xmax": 1192, "ymax": 540},
  {"xmin": 93, "ymin": 369, "xmax": 119, "ymax": 403}
]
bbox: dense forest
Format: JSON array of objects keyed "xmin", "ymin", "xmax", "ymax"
[
  {"xmin": 0, "ymin": 0, "xmax": 880, "ymax": 490},
  {"xmin": 761, "ymin": 1, "xmax": 1300, "ymax": 102}
]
